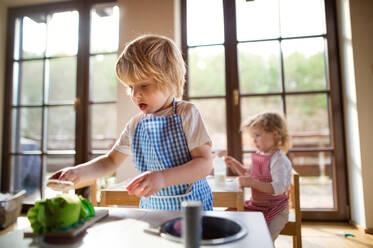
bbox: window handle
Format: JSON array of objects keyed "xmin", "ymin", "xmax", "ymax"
[
  {"xmin": 74, "ymin": 97, "xmax": 80, "ymax": 111},
  {"xmin": 233, "ymin": 89, "xmax": 239, "ymax": 106}
]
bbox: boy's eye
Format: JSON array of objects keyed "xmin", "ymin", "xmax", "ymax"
[{"xmin": 141, "ymin": 84, "xmax": 148, "ymax": 89}]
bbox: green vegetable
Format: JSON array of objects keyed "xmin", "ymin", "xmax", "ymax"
[
  {"xmin": 27, "ymin": 194, "xmax": 95, "ymax": 235},
  {"xmin": 79, "ymin": 195, "xmax": 95, "ymax": 219}
]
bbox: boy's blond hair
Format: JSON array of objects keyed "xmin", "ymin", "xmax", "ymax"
[
  {"xmin": 116, "ymin": 34, "xmax": 186, "ymax": 99},
  {"xmin": 242, "ymin": 112, "xmax": 292, "ymax": 152}
]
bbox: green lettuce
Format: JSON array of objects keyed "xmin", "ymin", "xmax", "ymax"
[
  {"xmin": 79, "ymin": 195, "xmax": 95, "ymax": 219},
  {"xmin": 27, "ymin": 194, "xmax": 95, "ymax": 235}
]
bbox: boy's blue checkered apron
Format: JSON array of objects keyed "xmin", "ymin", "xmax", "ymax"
[{"xmin": 132, "ymin": 99, "xmax": 213, "ymax": 210}]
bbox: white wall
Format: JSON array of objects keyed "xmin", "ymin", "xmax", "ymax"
[
  {"xmin": 115, "ymin": 0, "xmax": 180, "ymax": 182},
  {"xmin": 0, "ymin": 2, "xmax": 6, "ymax": 183},
  {"xmin": 349, "ymin": 0, "xmax": 373, "ymax": 229},
  {"xmin": 337, "ymin": 0, "xmax": 373, "ymax": 230}
]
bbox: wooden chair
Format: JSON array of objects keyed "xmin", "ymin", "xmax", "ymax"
[
  {"xmin": 100, "ymin": 188, "xmax": 140, "ymax": 207},
  {"xmin": 280, "ymin": 169, "xmax": 302, "ymax": 248},
  {"xmin": 99, "ymin": 176, "xmax": 244, "ymax": 209}
]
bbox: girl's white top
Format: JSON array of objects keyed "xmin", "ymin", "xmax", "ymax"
[
  {"xmin": 114, "ymin": 100, "xmax": 212, "ymax": 155},
  {"xmin": 257, "ymin": 150, "xmax": 293, "ymax": 196}
]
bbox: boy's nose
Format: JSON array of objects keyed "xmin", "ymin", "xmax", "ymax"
[{"xmin": 132, "ymin": 88, "xmax": 142, "ymax": 98}]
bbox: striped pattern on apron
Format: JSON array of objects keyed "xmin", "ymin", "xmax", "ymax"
[
  {"xmin": 132, "ymin": 99, "xmax": 213, "ymax": 210},
  {"xmin": 244, "ymin": 151, "xmax": 288, "ymax": 223}
]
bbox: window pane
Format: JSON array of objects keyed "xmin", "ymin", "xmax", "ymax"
[
  {"xmin": 90, "ymin": 103, "xmax": 117, "ymax": 150},
  {"xmin": 14, "ymin": 60, "xmax": 44, "ymax": 105},
  {"xmin": 90, "ymin": 5, "xmax": 119, "ymax": 53},
  {"xmin": 190, "ymin": 99, "xmax": 226, "ymax": 151},
  {"xmin": 283, "ymin": 37, "xmax": 326, "ymax": 92},
  {"xmin": 188, "ymin": 46, "xmax": 225, "ymax": 97},
  {"xmin": 45, "ymin": 155, "xmax": 75, "ymax": 199},
  {"xmin": 236, "ymin": 0, "xmax": 279, "ymax": 41},
  {"xmin": 12, "ymin": 62, "xmax": 20, "ymax": 105},
  {"xmin": 238, "ymin": 41, "xmax": 281, "ymax": 94},
  {"xmin": 48, "ymin": 58, "xmax": 76, "ymax": 103},
  {"xmin": 90, "ymin": 54, "xmax": 117, "ymax": 101},
  {"xmin": 11, "ymin": 155, "xmax": 41, "ymax": 202},
  {"xmin": 11, "ymin": 108, "xmax": 42, "ymax": 152},
  {"xmin": 280, "ymin": 0, "xmax": 326, "ymax": 37},
  {"xmin": 187, "ymin": 0, "xmax": 224, "ymax": 46},
  {"xmin": 20, "ymin": 16, "xmax": 46, "ymax": 59},
  {"xmin": 241, "ymin": 96, "xmax": 283, "ymax": 119},
  {"xmin": 288, "ymin": 151, "xmax": 334, "ymax": 208},
  {"xmin": 46, "ymin": 11, "xmax": 78, "ymax": 56},
  {"xmin": 47, "ymin": 106, "xmax": 75, "ymax": 150},
  {"xmin": 13, "ymin": 18, "xmax": 21, "ymax": 60},
  {"xmin": 240, "ymin": 96, "xmax": 283, "ymax": 150},
  {"xmin": 286, "ymin": 94, "xmax": 331, "ymax": 147},
  {"xmin": 46, "ymin": 155, "xmax": 75, "ymax": 175}
]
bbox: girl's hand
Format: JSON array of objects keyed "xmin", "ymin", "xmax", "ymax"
[
  {"xmin": 224, "ymin": 156, "xmax": 248, "ymax": 176},
  {"xmin": 126, "ymin": 171, "xmax": 165, "ymax": 197},
  {"xmin": 48, "ymin": 167, "xmax": 81, "ymax": 184},
  {"xmin": 238, "ymin": 176, "xmax": 253, "ymax": 188}
]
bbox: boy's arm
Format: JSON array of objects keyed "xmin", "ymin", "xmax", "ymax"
[
  {"xmin": 126, "ymin": 143, "xmax": 213, "ymax": 197},
  {"xmin": 163, "ymin": 143, "xmax": 213, "ymax": 185},
  {"xmin": 51, "ymin": 149, "xmax": 128, "ymax": 186}
]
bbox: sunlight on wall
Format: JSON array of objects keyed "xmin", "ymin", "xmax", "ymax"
[
  {"xmin": 337, "ymin": 0, "xmax": 366, "ymax": 228},
  {"xmin": 348, "ymin": 0, "xmax": 373, "ymax": 229},
  {"xmin": 0, "ymin": 2, "xmax": 6, "ymax": 182}
]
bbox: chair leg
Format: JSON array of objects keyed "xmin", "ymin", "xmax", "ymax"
[
  {"xmin": 296, "ymin": 233, "xmax": 302, "ymax": 248},
  {"xmin": 292, "ymin": 235, "xmax": 296, "ymax": 248},
  {"xmin": 292, "ymin": 233, "xmax": 302, "ymax": 248}
]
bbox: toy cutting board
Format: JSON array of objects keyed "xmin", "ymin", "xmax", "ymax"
[{"xmin": 23, "ymin": 209, "xmax": 109, "ymax": 238}]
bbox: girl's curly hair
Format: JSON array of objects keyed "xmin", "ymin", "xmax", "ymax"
[{"xmin": 242, "ymin": 112, "xmax": 292, "ymax": 152}]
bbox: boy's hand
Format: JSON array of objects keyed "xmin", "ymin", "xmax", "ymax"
[
  {"xmin": 46, "ymin": 179, "xmax": 74, "ymax": 192},
  {"xmin": 224, "ymin": 156, "xmax": 249, "ymax": 176},
  {"xmin": 238, "ymin": 176, "xmax": 253, "ymax": 188},
  {"xmin": 126, "ymin": 171, "xmax": 165, "ymax": 197},
  {"xmin": 48, "ymin": 167, "xmax": 80, "ymax": 184}
]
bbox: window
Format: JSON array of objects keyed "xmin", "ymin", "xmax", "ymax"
[
  {"xmin": 2, "ymin": 0, "xmax": 119, "ymax": 203},
  {"xmin": 89, "ymin": 4, "xmax": 119, "ymax": 158},
  {"xmin": 182, "ymin": 0, "xmax": 347, "ymax": 220}
]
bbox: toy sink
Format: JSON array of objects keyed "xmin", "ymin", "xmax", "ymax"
[{"xmin": 157, "ymin": 215, "xmax": 248, "ymax": 245}]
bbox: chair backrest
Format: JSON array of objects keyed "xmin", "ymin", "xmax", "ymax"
[
  {"xmin": 290, "ymin": 169, "xmax": 302, "ymax": 221},
  {"xmin": 289, "ymin": 169, "xmax": 300, "ymax": 216},
  {"xmin": 280, "ymin": 169, "xmax": 302, "ymax": 248}
]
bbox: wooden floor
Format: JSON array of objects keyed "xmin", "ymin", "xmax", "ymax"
[{"xmin": 275, "ymin": 221, "xmax": 373, "ymax": 248}]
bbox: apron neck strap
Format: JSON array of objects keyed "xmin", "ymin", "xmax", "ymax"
[{"xmin": 172, "ymin": 98, "xmax": 178, "ymax": 114}]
